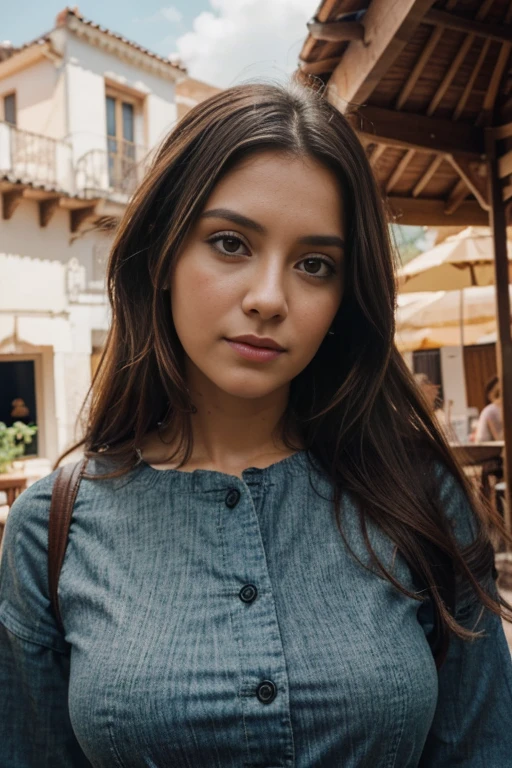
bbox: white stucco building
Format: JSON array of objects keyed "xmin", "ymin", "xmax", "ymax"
[{"xmin": 0, "ymin": 9, "xmax": 217, "ymax": 471}]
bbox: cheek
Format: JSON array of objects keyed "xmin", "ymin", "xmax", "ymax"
[{"xmin": 171, "ymin": 259, "xmax": 235, "ymax": 331}]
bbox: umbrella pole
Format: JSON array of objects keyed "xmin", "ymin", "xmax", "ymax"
[{"xmin": 487, "ymin": 131, "xmax": 512, "ymax": 541}]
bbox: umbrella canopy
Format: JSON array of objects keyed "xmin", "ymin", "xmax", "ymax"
[
  {"xmin": 396, "ymin": 322, "xmax": 497, "ymax": 352},
  {"xmin": 398, "ymin": 227, "xmax": 512, "ymax": 292},
  {"xmin": 396, "ymin": 284, "xmax": 512, "ymax": 329}
]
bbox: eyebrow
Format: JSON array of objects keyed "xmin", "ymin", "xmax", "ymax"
[{"xmin": 200, "ymin": 208, "xmax": 345, "ymax": 250}]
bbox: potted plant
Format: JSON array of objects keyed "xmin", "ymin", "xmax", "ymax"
[{"xmin": 0, "ymin": 421, "xmax": 38, "ymax": 474}]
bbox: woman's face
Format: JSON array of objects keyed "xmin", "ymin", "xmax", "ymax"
[{"xmin": 170, "ymin": 150, "xmax": 345, "ymax": 401}]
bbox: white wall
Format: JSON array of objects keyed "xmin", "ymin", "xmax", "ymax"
[
  {"xmin": 0, "ymin": 57, "xmax": 66, "ymax": 139},
  {"xmin": 65, "ymin": 34, "xmax": 178, "ymax": 166},
  {"xmin": 440, "ymin": 345, "xmax": 468, "ymax": 431}
]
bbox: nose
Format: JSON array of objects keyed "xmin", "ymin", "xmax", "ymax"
[{"xmin": 240, "ymin": 256, "xmax": 288, "ymax": 321}]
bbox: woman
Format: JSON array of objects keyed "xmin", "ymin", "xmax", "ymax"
[
  {"xmin": 1, "ymin": 82, "xmax": 511, "ymax": 767},
  {"xmin": 476, "ymin": 375, "xmax": 504, "ymax": 443}
]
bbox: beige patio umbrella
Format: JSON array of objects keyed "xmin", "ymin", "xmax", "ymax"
[
  {"xmin": 396, "ymin": 322, "xmax": 498, "ymax": 353},
  {"xmin": 397, "ymin": 285, "xmax": 512, "ymax": 330},
  {"xmin": 397, "ymin": 227, "xmax": 512, "ymax": 348},
  {"xmin": 398, "ymin": 227, "xmax": 512, "ymax": 293}
]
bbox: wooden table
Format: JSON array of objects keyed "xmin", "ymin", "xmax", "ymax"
[
  {"xmin": 449, "ymin": 441, "xmax": 504, "ymax": 467},
  {"xmin": 0, "ymin": 473, "xmax": 28, "ymax": 508}
]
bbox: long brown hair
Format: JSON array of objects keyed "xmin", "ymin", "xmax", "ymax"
[{"xmin": 56, "ymin": 80, "xmax": 512, "ymax": 668}]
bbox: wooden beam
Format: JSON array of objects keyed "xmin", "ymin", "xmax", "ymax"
[
  {"xmin": 427, "ymin": 33, "xmax": 474, "ymax": 116},
  {"xmin": 395, "ymin": 25, "xmax": 443, "ymax": 110},
  {"xmin": 386, "ymin": 196, "xmax": 488, "ymax": 225},
  {"xmin": 307, "ymin": 20, "xmax": 364, "ymax": 43},
  {"xmin": 486, "ymin": 128, "xmax": 512, "ymax": 536},
  {"xmin": 2, "ymin": 189, "xmax": 23, "ymax": 220},
  {"xmin": 386, "ymin": 149, "xmax": 415, "ymax": 192},
  {"xmin": 299, "ymin": 56, "xmax": 342, "ymax": 76},
  {"xmin": 369, "ymin": 143, "xmax": 387, "ymax": 167},
  {"xmin": 38, "ymin": 198, "xmax": 60, "ymax": 228},
  {"xmin": 453, "ymin": 38, "xmax": 491, "ymax": 120},
  {"xmin": 444, "ymin": 178, "xmax": 470, "ymax": 215},
  {"xmin": 412, "ymin": 154, "xmax": 444, "ymax": 197},
  {"xmin": 423, "ymin": 8, "xmax": 512, "ymax": 44},
  {"xmin": 327, "ymin": 0, "xmax": 437, "ymax": 107},
  {"xmin": 478, "ymin": 42, "xmax": 512, "ymax": 124},
  {"xmin": 352, "ymin": 104, "xmax": 484, "ymax": 158},
  {"xmin": 494, "ymin": 122, "xmax": 512, "ymax": 140},
  {"xmin": 499, "ymin": 149, "xmax": 512, "ymax": 178},
  {"xmin": 446, "ymin": 154, "xmax": 489, "ymax": 210},
  {"xmin": 70, "ymin": 206, "xmax": 96, "ymax": 233}
]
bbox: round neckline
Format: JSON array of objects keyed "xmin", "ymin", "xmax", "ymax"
[{"xmin": 138, "ymin": 448, "xmax": 309, "ymax": 481}]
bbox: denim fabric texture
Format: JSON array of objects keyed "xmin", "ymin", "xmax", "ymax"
[{"xmin": 0, "ymin": 449, "xmax": 511, "ymax": 767}]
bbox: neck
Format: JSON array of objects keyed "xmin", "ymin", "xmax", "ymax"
[{"xmin": 152, "ymin": 362, "xmax": 303, "ymax": 469}]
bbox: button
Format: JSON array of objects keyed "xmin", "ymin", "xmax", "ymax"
[
  {"xmin": 239, "ymin": 584, "xmax": 258, "ymax": 603},
  {"xmin": 256, "ymin": 680, "xmax": 277, "ymax": 704},
  {"xmin": 225, "ymin": 489, "xmax": 240, "ymax": 508}
]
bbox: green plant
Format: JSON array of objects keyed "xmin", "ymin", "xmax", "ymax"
[{"xmin": 0, "ymin": 421, "xmax": 38, "ymax": 473}]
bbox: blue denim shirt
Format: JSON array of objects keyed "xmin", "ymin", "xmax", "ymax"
[{"xmin": 1, "ymin": 450, "xmax": 511, "ymax": 767}]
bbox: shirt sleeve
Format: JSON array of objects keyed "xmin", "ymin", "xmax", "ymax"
[
  {"xmin": 0, "ymin": 472, "xmax": 92, "ymax": 767},
  {"xmin": 419, "ymin": 465, "xmax": 512, "ymax": 766}
]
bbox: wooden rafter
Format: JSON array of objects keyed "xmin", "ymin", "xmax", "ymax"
[
  {"xmin": 478, "ymin": 41, "xmax": 512, "ymax": 124},
  {"xmin": 453, "ymin": 38, "xmax": 491, "ymax": 120},
  {"xmin": 499, "ymin": 149, "xmax": 512, "ymax": 179},
  {"xmin": 423, "ymin": 8, "xmax": 512, "ymax": 44},
  {"xmin": 300, "ymin": 56, "xmax": 342, "ymax": 76},
  {"xmin": 328, "ymin": 0, "xmax": 437, "ymax": 107},
  {"xmin": 387, "ymin": 196, "xmax": 488, "ymax": 225},
  {"xmin": 446, "ymin": 154, "xmax": 489, "ymax": 210},
  {"xmin": 426, "ymin": 34, "xmax": 474, "ymax": 116},
  {"xmin": 2, "ymin": 189, "xmax": 23, "ymax": 220},
  {"xmin": 395, "ymin": 25, "xmax": 443, "ymax": 110},
  {"xmin": 445, "ymin": 178, "xmax": 470, "ymax": 215},
  {"xmin": 306, "ymin": 20, "xmax": 364, "ymax": 43},
  {"xmin": 369, "ymin": 143, "xmax": 387, "ymax": 167},
  {"xmin": 386, "ymin": 149, "xmax": 415, "ymax": 192},
  {"xmin": 352, "ymin": 104, "xmax": 484, "ymax": 157},
  {"xmin": 412, "ymin": 154, "xmax": 444, "ymax": 197}
]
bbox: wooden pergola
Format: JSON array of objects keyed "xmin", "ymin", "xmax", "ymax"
[{"xmin": 298, "ymin": 0, "xmax": 512, "ymax": 534}]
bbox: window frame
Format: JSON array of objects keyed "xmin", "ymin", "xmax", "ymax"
[{"xmin": 2, "ymin": 91, "xmax": 17, "ymax": 126}]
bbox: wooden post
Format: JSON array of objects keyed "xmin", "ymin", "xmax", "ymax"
[{"xmin": 486, "ymin": 129, "xmax": 512, "ymax": 538}]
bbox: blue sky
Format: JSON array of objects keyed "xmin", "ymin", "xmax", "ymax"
[
  {"xmin": 2, "ymin": 1, "xmax": 205, "ymax": 54},
  {"xmin": 1, "ymin": 1, "xmax": 314, "ymax": 87}
]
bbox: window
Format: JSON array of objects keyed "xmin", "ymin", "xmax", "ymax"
[
  {"xmin": 3, "ymin": 92, "xmax": 16, "ymax": 126},
  {"xmin": 0, "ymin": 359, "xmax": 38, "ymax": 456},
  {"xmin": 105, "ymin": 91, "xmax": 137, "ymax": 192}
]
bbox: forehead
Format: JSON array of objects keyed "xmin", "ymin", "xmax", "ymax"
[{"xmin": 203, "ymin": 150, "xmax": 345, "ymax": 234}]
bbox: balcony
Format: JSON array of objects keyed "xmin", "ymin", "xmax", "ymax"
[
  {"xmin": 75, "ymin": 139, "xmax": 151, "ymax": 202},
  {"xmin": 0, "ymin": 122, "xmax": 73, "ymax": 192},
  {"xmin": 0, "ymin": 122, "xmax": 150, "ymax": 204}
]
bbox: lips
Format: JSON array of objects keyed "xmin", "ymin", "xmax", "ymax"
[{"xmin": 226, "ymin": 335, "xmax": 285, "ymax": 351}]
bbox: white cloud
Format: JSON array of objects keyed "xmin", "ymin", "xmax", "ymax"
[
  {"xmin": 134, "ymin": 6, "xmax": 183, "ymax": 24},
  {"xmin": 172, "ymin": 0, "xmax": 313, "ymax": 88},
  {"xmin": 160, "ymin": 6, "xmax": 183, "ymax": 23}
]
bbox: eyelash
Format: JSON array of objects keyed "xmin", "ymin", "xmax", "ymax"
[{"xmin": 206, "ymin": 232, "xmax": 337, "ymax": 280}]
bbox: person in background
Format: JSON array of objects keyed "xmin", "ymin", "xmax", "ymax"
[
  {"xmin": 413, "ymin": 373, "xmax": 457, "ymax": 442},
  {"xmin": 475, "ymin": 376, "xmax": 503, "ymax": 443}
]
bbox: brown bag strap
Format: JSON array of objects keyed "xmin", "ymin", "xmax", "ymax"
[{"xmin": 48, "ymin": 458, "xmax": 88, "ymax": 634}]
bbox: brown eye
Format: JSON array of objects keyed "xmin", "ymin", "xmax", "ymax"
[
  {"xmin": 303, "ymin": 258, "xmax": 322, "ymax": 274},
  {"xmin": 207, "ymin": 233, "xmax": 248, "ymax": 257},
  {"xmin": 223, "ymin": 237, "xmax": 241, "ymax": 253},
  {"xmin": 298, "ymin": 256, "xmax": 336, "ymax": 280}
]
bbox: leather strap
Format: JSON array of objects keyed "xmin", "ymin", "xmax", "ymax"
[{"xmin": 48, "ymin": 458, "xmax": 88, "ymax": 635}]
